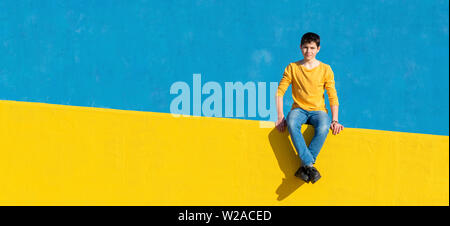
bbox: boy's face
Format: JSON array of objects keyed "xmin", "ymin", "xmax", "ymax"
[{"xmin": 300, "ymin": 42, "xmax": 320, "ymax": 61}]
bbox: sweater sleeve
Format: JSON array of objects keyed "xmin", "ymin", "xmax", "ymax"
[
  {"xmin": 325, "ymin": 65, "xmax": 339, "ymax": 106},
  {"xmin": 276, "ymin": 64, "xmax": 292, "ymax": 97}
]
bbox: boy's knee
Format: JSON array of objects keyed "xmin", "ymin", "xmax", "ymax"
[
  {"xmin": 315, "ymin": 124, "xmax": 330, "ymax": 134},
  {"xmin": 286, "ymin": 118, "xmax": 296, "ymax": 129},
  {"xmin": 286, "ymin": 117, "xmax": 302, "ymax": 130}
]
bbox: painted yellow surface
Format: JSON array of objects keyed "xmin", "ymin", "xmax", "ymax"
[{"xmin": 0, "ymin": 100, "xmax": 448, "ymax": 206}]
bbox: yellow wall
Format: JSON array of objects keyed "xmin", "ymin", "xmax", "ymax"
[{"xmin": 0, "ymin": 100, "xmax": 448, "ymax": 206}]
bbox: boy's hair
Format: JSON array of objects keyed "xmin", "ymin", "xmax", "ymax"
[{"xmin": 301, "ymin": 32, "xmax": 320, "ymax": 47}]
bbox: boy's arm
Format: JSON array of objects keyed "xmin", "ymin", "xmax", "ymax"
[
  {"xmin": 330, "ymin": 105, "xmax": 339, "ymax": 122},
  {"xmin": 277, "ymin": 63, "xmax": 293, "ymax": 98},
  {"xmin": 326, "ymin": 66, "xmax": 343, "ymax": 135},
  {"xmin": 276, "ymin": 95, "xmax": 284, "ymax": 119},
  {"xmin": 330, "ymin": 105, "xmax": 344, "ymax": 135},
  {"xmin": 324, "ymin": 66, "xmax": 339, "ymax": 107},
  {"xmin": 275, "ymin": 64, "xmax": 292, "ymax": 132},
  {"xmin": 275, "ymin": 94, "xmax": 287, "ymax": 132}
]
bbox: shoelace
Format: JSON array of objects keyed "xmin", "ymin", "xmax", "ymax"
[
  {"xmin": 304, "ymin": 166, "xmax": 312, "ymax": 175},
  {"xmin": 305, "ymin": 166, "xmax": 317, "ymax": 176}
]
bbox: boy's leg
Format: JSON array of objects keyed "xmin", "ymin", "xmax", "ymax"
[
  {"xmin": 286, "ymin": 108, "xmax": 315, "ymax": 166},
  {"xmin": 307, "ymin": 110, "xmax": 331, "ymax": 164}
]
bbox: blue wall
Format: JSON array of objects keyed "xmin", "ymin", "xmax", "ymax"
[{"xmin": 0, "ymin": 0, "xmax": 448, "ymax": 135}]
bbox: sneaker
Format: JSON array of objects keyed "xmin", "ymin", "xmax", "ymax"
[
  {"xmin": 294, "ymin": 166, "xmax": 310, "ymax": 183},
  {"xmin": 306, "ymin": 166, "xmax": 321, "ymax": 184}
]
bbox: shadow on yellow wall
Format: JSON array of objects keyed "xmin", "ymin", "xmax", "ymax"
[{"xmin": 268, "ymin": 125, "xmax": 315, "ymax": 201}]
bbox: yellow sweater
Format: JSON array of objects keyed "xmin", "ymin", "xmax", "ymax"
[{"xmin": 276, "ymin": 60, "xmax": 339, "ymax": 113}]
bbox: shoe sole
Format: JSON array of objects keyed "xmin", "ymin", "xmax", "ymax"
[
  {"xmin": 294, "ymin": 172, "xmax": 310, "ymax": 183},
  {"xmin": 294, "ymin": 173, "xmax": 310, "ymax": 183},
  {"xmin": 310, "ymin": 175, "xmax": 321, "ymax": 184}
]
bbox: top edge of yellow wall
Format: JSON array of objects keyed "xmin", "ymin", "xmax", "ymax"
[{"xmin": 1, "ymin": 99, "xmax": 448, "ymax": 138}]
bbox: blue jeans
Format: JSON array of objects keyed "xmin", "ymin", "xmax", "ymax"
[{"xmin": 286, "ymin": 107, "xmax": 331, "ymax": 166}]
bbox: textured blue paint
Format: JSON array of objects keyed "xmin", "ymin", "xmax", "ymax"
[{"xmin": 0, "ymin": 0, "xmax": 448, "ymax": 135}]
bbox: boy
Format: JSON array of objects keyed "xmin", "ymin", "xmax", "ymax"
[{"xmin": 275, "ymin": 32, "xmax": 344, "ymax": 184}]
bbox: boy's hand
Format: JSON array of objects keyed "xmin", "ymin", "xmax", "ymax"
[
  {"xmin": 330, "ymin": 121, "xmax": 344, "ymax": 135},
  {"xmin": 275, "ymin": 117, "xmax": 287, "ymax": 132}
]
